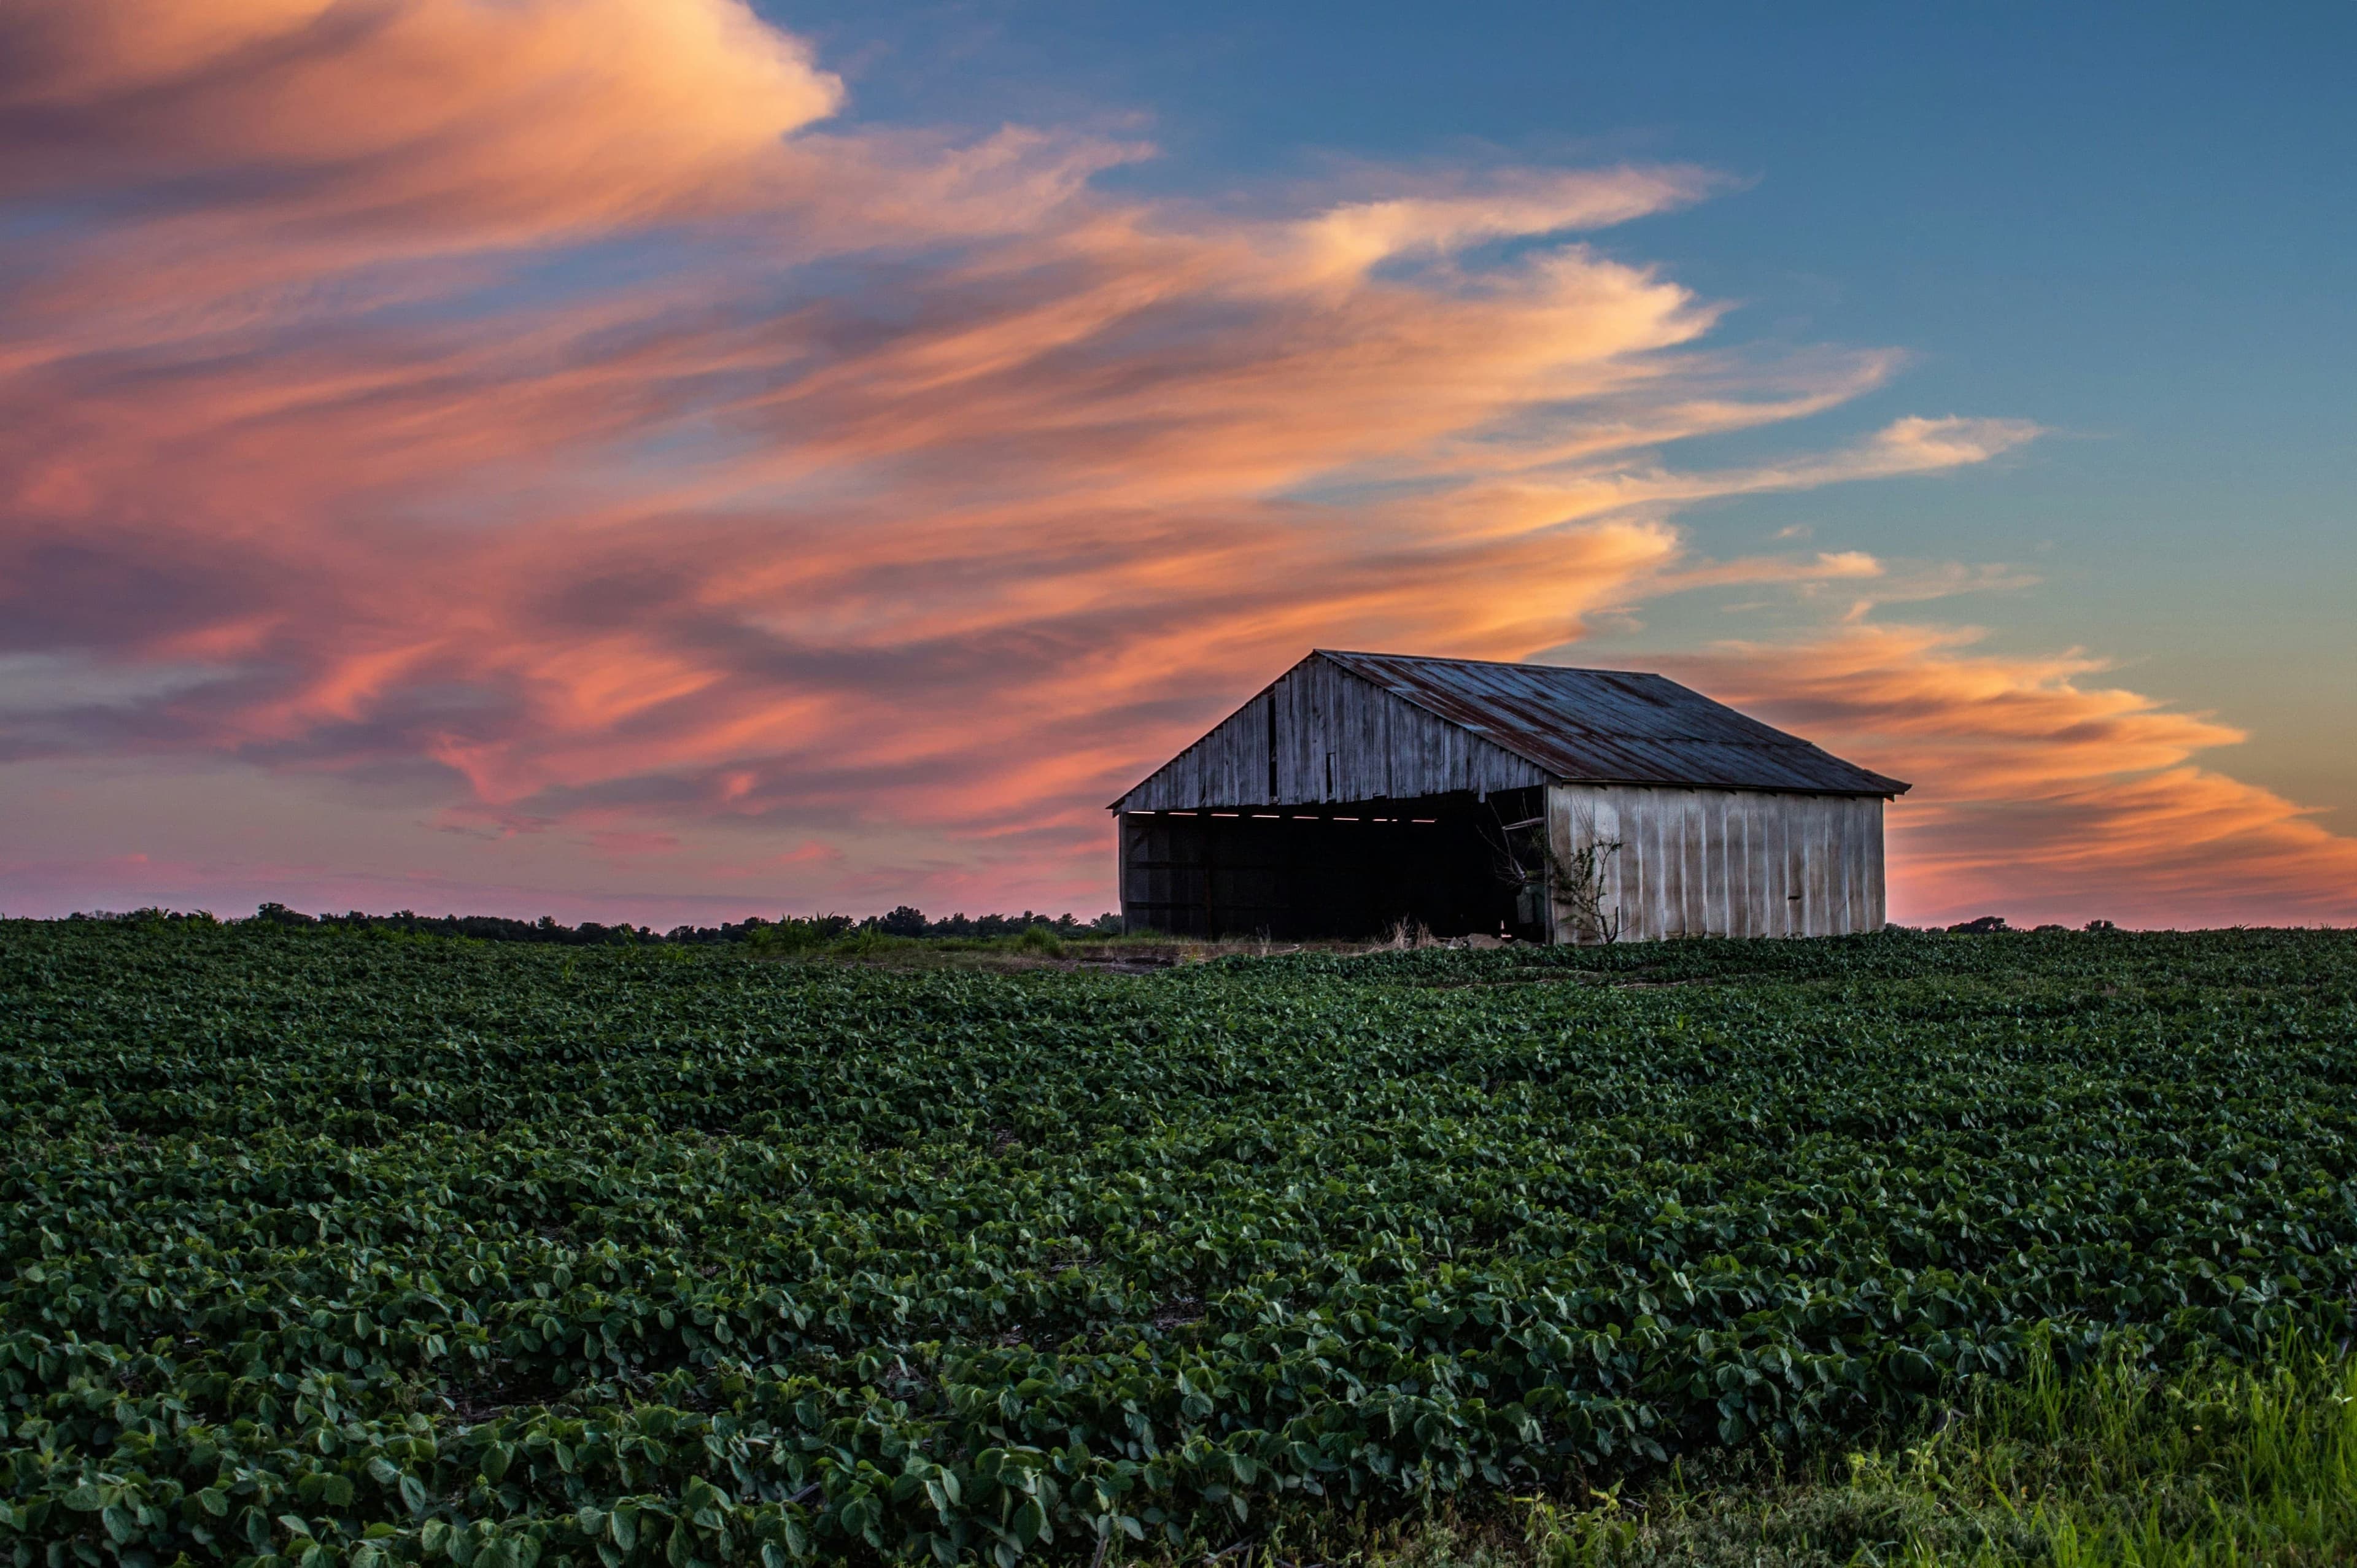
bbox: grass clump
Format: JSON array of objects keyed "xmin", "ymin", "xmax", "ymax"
[
  {"xmin": 1123, "ymin": 1337, "xmax": 2357, "ymax": 1566},
  {"xmin": 1411, "ymin": 1338, "xmax": 2357, "ymax": 1568}
]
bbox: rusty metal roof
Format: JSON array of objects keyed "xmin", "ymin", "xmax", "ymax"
[{"xmin": 1315, "ymin": 649, "xmax": 1910, "ymax": 797}]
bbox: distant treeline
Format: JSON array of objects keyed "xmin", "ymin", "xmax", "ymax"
[{"xmin": 235, "ymin": 902, "xmax": 1120, "ymax": 946}]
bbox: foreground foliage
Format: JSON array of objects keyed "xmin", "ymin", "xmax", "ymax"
[
  {"xmin": 2, "ymin": 922, "xmax": 2355, "ymax": 1566},
  {"xmin": 1469, "ymin": 1334, "xmax": 2357, "ymax": 1568}
]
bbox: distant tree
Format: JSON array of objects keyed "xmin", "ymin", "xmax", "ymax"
[{"xmin": 237, "ymin": 902, "xmax": 1105, "ymax": 947}]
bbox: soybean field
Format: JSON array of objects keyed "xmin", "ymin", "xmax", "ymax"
[{"xmin": 4, "ymin": 920, "xmax": 2356, "ymax": 1567}]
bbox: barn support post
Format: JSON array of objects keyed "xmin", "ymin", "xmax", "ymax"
[{"xmin": 1116, "ymin": 812, "xmax": 1135, "ymax": 935}]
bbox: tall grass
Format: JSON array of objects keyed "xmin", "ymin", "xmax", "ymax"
[
  {"xmin": 1505, "ymin": 1337, "xmax": 2357, "ymax": 1568},
  {"xmin": 1218, "ymin": 1338, "xmax": 2357, "ymax": 1567},
  {"xmin": 1973, "ymin": 1336, "xmax": 2357, "ymax": 1568}
]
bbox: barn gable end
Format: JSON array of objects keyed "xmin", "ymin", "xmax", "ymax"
[{"xmin": 1113, "ymin": 654, "xmax": 1547, "ymax": 811}]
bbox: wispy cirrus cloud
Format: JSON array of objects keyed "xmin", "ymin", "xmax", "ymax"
[
  {"xmin": 0, "ymin": 0, "xmax": 2339, "ymax": 922},
  {"xmin": 1663, "ymin": 625, "xmax": 2357, "ymax": 927}
]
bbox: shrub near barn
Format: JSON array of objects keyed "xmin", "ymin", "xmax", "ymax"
[{"xmin": 2, "ymin": 917, "xmax": 2356, "ymax": 1564}]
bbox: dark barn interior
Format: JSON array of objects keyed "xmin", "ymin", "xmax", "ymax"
[{"xmin": 1117, "ymin": 787, "xmax": 1547, "ymax": 940}]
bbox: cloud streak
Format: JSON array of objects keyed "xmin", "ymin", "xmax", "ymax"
[
  {"xmin": 0, "ymin": 0, "xmax": 2342, "ymax": 922},
  {"xmin": 1665, "ymin": 625, "xmax": 2357, "ymax": 927}
]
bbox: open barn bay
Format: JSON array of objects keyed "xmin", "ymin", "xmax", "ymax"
[{"xmin": 5, "ymin": 922, "xmax": 2357, "ymax": 1566}]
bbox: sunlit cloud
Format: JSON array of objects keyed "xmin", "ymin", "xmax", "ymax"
[
  {"xmin": 0, "ymin": 0, "xmax": 845, "ymax": 228},
  {"xmin": 1285, "ymin": 166, "xmax": 1723, "ymax": 284},
  {"xmin": 1663, "ymin": 624, "xmax": 2357, "ymax": 927},
  {"xmin": 0, "ymin": 0, "xmax": 2343, "ymax": 923}
]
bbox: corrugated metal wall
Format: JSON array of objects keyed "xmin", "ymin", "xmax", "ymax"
[
  {"xmin": 1117, "ymin": 657, "xmax": 1546, "ymax": 811},
  {"xmin": 1546, "ymin": 784, "xmax": 1886, "ymax": 941}
]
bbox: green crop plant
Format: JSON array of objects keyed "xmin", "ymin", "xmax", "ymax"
[{"xmin": 2, "ymin": 920, "xmax": 2355, "ymax": 1565}]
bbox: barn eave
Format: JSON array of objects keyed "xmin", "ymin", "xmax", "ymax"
[{"xmin": 1109, "ymin": 650, "xmax": 1908, "ymax": 812}]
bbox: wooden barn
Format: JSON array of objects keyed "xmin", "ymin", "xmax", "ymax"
[{"xmin": 1110, "ymin": 649, "xmax": 1909, "ymax": 943}]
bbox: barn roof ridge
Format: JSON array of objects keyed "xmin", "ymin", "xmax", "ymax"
[
  {"xmin": 1307, "ymin": 648, "xmax": 1910, "ymax": 798},
  {"xmin": 1312, "ymin": 646, "xmax": 1636, "ymax": 675},
  {"xmin": 1110, "ymin": 648, "xmax": 1908, "ymax": 811}
]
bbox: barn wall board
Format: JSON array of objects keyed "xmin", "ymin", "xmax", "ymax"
[{"xmin": 1546, "ymin": 784, "xmax": 1886, "ymax": 943}]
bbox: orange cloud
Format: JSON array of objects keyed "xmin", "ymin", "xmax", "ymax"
[
  {"xmin": 1285, "ymin": 167, "xmax": 1723, "ymax": 284},
  {"xmin": 0, "ymin": 0, "xmax": 842, "ymax": 228},
  {"xmin": 0, "ymin": 0, "xmax": 2342, "ymax": 924},
  {"xmin": 1663, "ymin": 625, "xmax": 2357, "ymax": 927}
]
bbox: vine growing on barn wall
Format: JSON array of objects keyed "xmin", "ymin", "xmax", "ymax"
[
  {"xmin": 1484, "ymin": 798, "xmax": 1624, "ymax": 943},
  {"xmin": 1555, "ymin": 808, "xmax": 1625, "ymax": 945}
]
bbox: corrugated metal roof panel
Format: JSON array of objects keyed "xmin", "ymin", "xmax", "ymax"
[{"xmin": 1313, "ymin": 649, "xmax": 1909, "ymax": 797}]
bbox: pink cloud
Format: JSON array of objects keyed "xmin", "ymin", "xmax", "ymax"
[
  {"xmin": 1663, "ymin": 625, "xmax": 2357, "ymax": 928},
  {"xmin": 0, "ymin": 0, "xmax": 842, "ymax": 219}
]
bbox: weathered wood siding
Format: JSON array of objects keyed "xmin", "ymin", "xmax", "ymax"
[
  {"xmin": 1118, "ymin": 657, "xmax": 1546, "ymax": 811},
  {"xmin": 1545, "ymin": 784, "xmax": 1885, "ymax": 942}
]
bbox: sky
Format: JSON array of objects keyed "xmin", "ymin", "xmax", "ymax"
[{"xmin": 0, "ymin": 0, "xmax": 2350, "ymax": 930}]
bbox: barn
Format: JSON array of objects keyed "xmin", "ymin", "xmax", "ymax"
[{"xmin": 1110, "ymin": 649, "xmax": 1909, "ymax": 943}]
